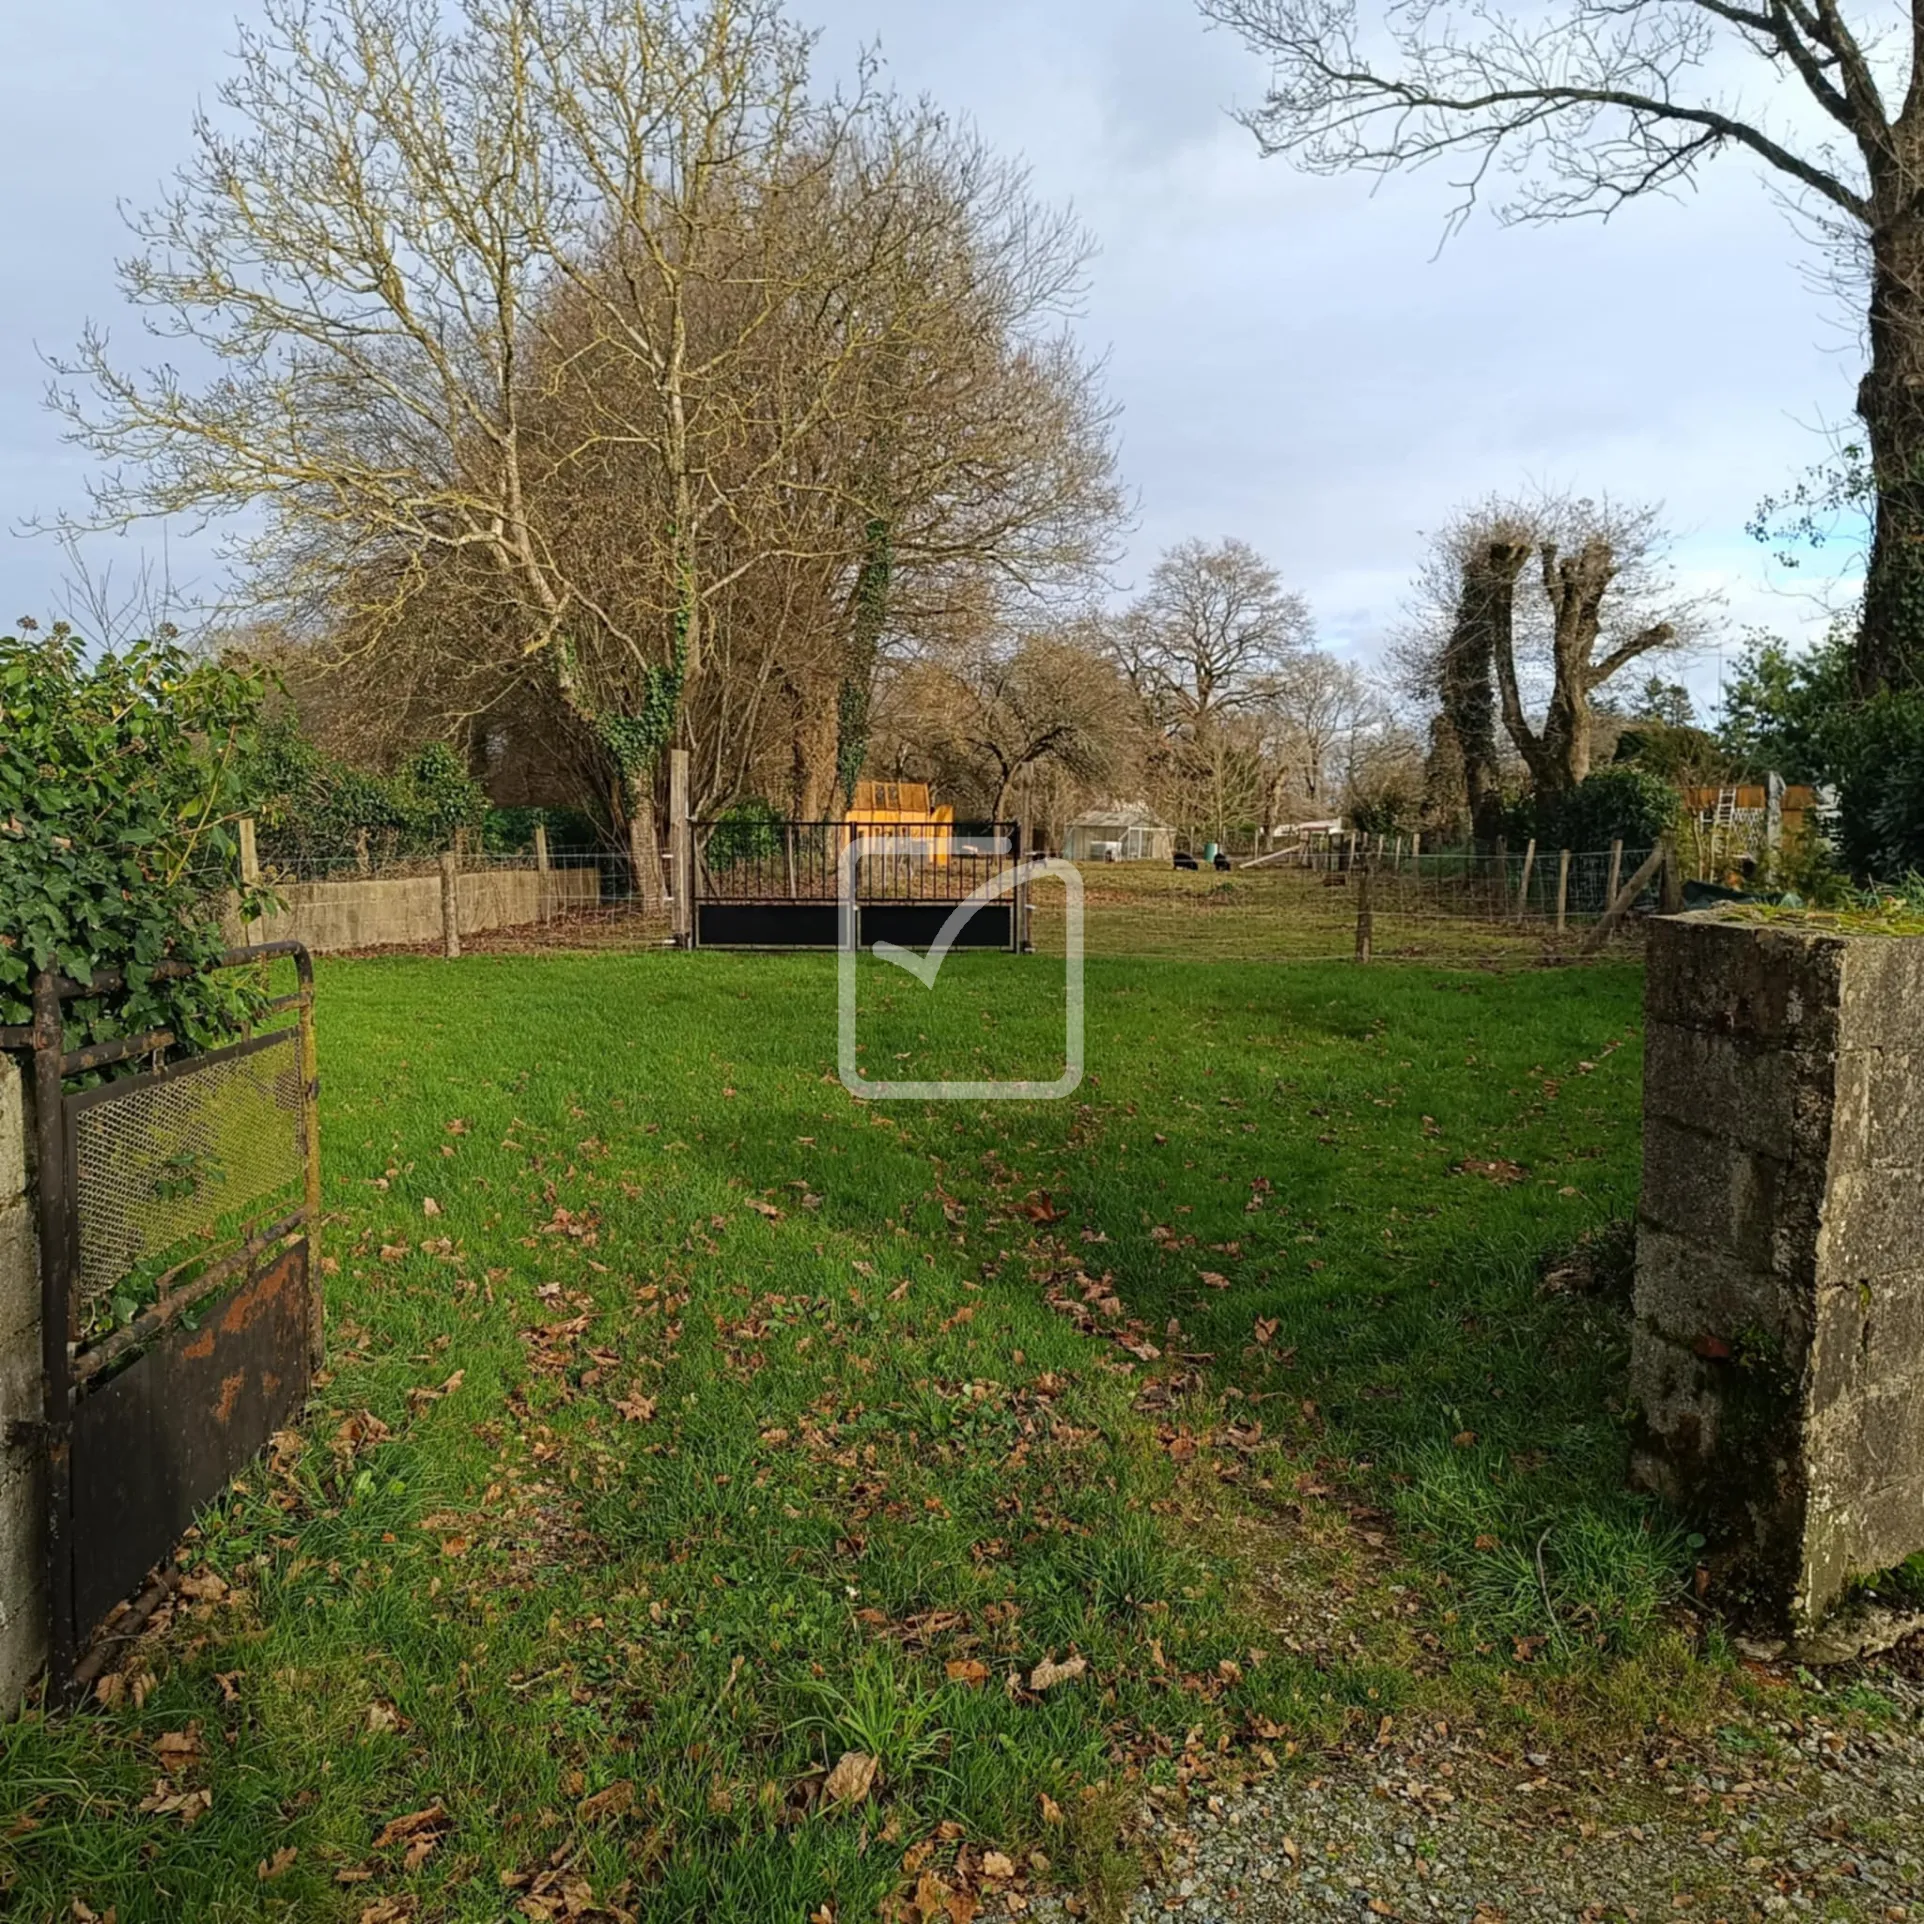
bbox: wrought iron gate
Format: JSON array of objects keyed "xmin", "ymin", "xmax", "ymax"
[
  {"xmin": 23, "ymin": 943, "xmax": 321, "ymax": 1690},
  {"xmin": 692, "ymin": 819, "xmax": 1026, "ymax": 950}
]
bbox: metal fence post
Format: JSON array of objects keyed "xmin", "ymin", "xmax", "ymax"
[{"xmin": 439, "ymin": 850, "xmax": 462, "ymax": 960}]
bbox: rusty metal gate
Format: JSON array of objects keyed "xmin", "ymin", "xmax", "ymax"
[
  {"xmin": 21, "ymin": 943, "xmax": 321, "ymax": 1690},
  {"xmin": 692, "ymin": 819, "xmax": 1026, "ymax": 950}
]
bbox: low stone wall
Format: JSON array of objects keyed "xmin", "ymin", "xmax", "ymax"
[
  {"xmin": 0, "ymin": 1055, "xmax": 44, "ymax": 1710},
  {"xmin": 1630, "ymin": 911, "xmax": 1924, "ymax": 1628},
  {"xmin": 248, "ymin": 865, "xmax": 600, "ymax": 955}
]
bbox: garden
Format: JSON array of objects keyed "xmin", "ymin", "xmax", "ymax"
[{"xmin": 1, "ymin": 943, "xmax": 1790, "ymax": 1923}]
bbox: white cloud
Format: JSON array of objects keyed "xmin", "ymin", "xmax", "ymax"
[{"xmin": 2, "ymin": 0, "xmax": 1865, "ymax": 676}]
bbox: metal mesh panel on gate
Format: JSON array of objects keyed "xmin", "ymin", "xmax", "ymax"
[{"xmin": 69, "ymin": 1033, "xmax": 307, "ymax": 1318}]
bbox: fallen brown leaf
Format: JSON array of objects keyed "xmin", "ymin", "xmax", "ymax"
[
  {"xmin": 1028, "ymin": 1653, "xmax": 1087, "ymax": 1693},
  {"xmin": 822, "ymin": 1751, "xmax": 877, "ymax": 1806}
]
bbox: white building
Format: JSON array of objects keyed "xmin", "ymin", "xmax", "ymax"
[{"xmin": 1061, "ymin": 803, "xmax": 1177, "ymax": 864}]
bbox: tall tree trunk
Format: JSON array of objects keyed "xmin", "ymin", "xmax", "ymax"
[
  {"xmin": 626, "ymin": 774, "xmax": 667, "ymax": 913},
  {"xmin": 791, "ymin": 671, "xmax": 841, "ymax": 821},
  {"xmin": 832, "ymin": 517, "xmax": 893, "ymax": 807},
  {"xmin": 1444, "ymin": 540, "xmax": 1527, "ymax": 844},
  {"xmin": 1856, "ymin": 216, "xmax": 1924, "ymax": 695}
]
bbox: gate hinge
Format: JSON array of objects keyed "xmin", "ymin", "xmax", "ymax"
[{"xmin": 3, "ymin": 1417, "xmax": 54, "ymax": 1451}]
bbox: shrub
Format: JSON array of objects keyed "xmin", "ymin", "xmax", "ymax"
[
  {"xmin": 0, "ymin": 623, "xmax": 270, "ymax": 1048},
  {"xmin": 482, "ymin": 805, "xmax": 602, "ymax": 856},
  {"xmin": 1526, "ymin": 766, "xmax": 1679, "ymax": 852},
  {"xmin": 1830, "ymin": 691, "xmax": 1924, "ymax": 882},
  {"xmin": 706, "ymin": 799, "xmax": 785, "ymax": 872},
  {"xmin": 1348, "ymin": 775, "xmax": 1423, "ymax": 838},
  {"xmin": 244, "ymin": 719, "xmax": 487, "ymax": 871}
]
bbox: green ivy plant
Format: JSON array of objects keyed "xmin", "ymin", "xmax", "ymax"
[
  {"xmin": 0, "ymin": 622, "xmax": 272, "ymax": 1051},
  {"xmin": 243, "ymin": 718, "xmax": 487, "ymax": 871}
]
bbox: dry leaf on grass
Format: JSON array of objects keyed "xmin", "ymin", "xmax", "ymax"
[
  {"xmin": 1028, "ymin": 1653, "xmax": 1087, "ymax": 1692},
  {"xmin": 372, "ymin": 1803, "xmax": 447, "ymax": 1850},
  {"xmin": 822, "ymin": 1752, "xmax": 877, "ymax": 1806},
  {"xmin": 576, "ymin": 1780, "xmax": 634, "ymax": 1823},
  {"xmin": 257, "ymin": 1847, "xmax": 297, "ymax": 1881},
  {"xmin": 980, "ymin": 1851, "xmax": 1016, "ymax": 1879},
  {"xmin": 944, "ymin": 1659, "xmax": 989, "ymax": 1688}
]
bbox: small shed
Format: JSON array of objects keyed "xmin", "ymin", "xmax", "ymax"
[{"xmin": 1062, "ymin": 803, "xmax": 1176, "ymax": 864}]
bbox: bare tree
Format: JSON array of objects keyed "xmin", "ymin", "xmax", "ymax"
[
  {"xmin": 881, "ymin": 622, "xmax": 1127, "ymax": 822},
  {"xmin": 1116, "ymin": 538, "xmax": 1313, "ymax": 727},
  {"xmin": 1200, "ymin": 0, "xmax": 1924, "ymax": 695},
  {"xmin": 1257, "ymin": 650, "xmax": 1384, "ymax": 820},
  {"xmin": 46, "ymin": 0, "xmax": 1124, "ymax": 905}
]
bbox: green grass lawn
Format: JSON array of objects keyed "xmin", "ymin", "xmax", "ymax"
[{"xmin": 1, "ymin": 952, "xmax": 1756, "ymax": 1922}]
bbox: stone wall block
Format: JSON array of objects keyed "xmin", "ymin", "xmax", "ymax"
[
  {"xmin": 1633, "ymin": 1226, "xmax": 1811, "ymax": 1353},
  {"xmin": 1632, "ymin": 915, "xmax": 1924, "ymax": 1631},
  {"xmin": 1640, "ymin": 1120, "xmax": 1785, "ymax": 1271},
  {"xmin": 1642, "ymin": 1022, "xmax": 1794, "ymax": 1158},
  {"xmin": 1645, "ymin": 915, "xmax": 1846, "ymax": 1051}
]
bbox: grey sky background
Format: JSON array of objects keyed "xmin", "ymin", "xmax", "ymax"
[{"xmin": 3, "ymin": 0, "xmax": 1863, "ymax": 711}]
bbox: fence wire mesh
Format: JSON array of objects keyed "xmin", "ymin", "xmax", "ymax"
[
  {"xmin": 233, "ymin": 835, "xmax": 1658, "ymax": 964},
  {"xmin": 70, "ymin": 1034, "xmax": 307, "ymax": 1325}
]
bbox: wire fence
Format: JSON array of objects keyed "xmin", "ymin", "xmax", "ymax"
[
  {"xmin": 1028, "ymin": 846, "xmax": 1658, "ymax": 966},
  {"xmin": 221, "ymin": 827, "xmax": 1660, "ymax": 966}
]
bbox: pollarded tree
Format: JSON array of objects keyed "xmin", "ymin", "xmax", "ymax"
[
  {"xmin": 1396, "ymin": 494, "xmax": 1710, "ymax": 819},
  {"xmin": 1200, "ymin": 0, "xmax": 1924, "ymax": 696}
]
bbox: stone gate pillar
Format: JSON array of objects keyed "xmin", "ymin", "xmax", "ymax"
[{"xmin": 1630, "ymin": 912, "xmax": 1924, "ymax": 1629}]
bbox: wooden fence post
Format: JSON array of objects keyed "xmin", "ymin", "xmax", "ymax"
[
  {"xmin": 1580, "ymin": 843, "xmax": 1671, "ymax": 954},
  {"xmin": 1354, "ymin": 859, "xmax": 1374, "ymax": 963},
  {"xmin": 1555, "ymin": 848, "xmax": 1572, "ymax": 935},
  {"xmin": 1607, "ymin": 838, "xmax": 1624, "ymax": 909},
  {"xmin": 1494, "ymin": 836, "xmax": 1509, "ymax": 915},
  {"xmin": 238, "ymin": 815, "xmax": 260, "ymax": 886},
  {"xmin": 1516, "ymin": 838, "xmax": 1537, "ymax": 923},
  {"xmin": 439, "ymin": 849, "xmax": 462, "ymax": 960},
  {"xmin": 669, "ymin": 749, "xmax": 693, "ymax": 948},
  {"xmin": 1660, "ymin": 833, "xmax": 1685, "ymax": 915}
]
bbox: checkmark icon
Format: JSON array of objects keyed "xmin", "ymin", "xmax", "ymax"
[{"xmin": 838, "ymin": 842, "xmax": 1085, "ymax": 1102}]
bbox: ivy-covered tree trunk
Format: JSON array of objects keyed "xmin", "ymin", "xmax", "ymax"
[
  {"xmin": 1856, "ymin": 215, "xmax": 1924, "ymax": 697},
  {"xmin": 1440, "ymin": 542, "xmax": 1524, "ymax": 847}
]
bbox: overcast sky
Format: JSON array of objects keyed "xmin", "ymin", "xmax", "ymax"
[{"xmin": 3, "ymin": 0, "xmax": 1864, "ymax": 711}]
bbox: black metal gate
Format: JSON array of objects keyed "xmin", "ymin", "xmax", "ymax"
[
  {"xmin": 692, "ymin": 819, "xmax": 1025, "ymax": 951},
  {"xmin": 21, "ymin": 943, "xmax": 321, "ymax": 1690}
]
